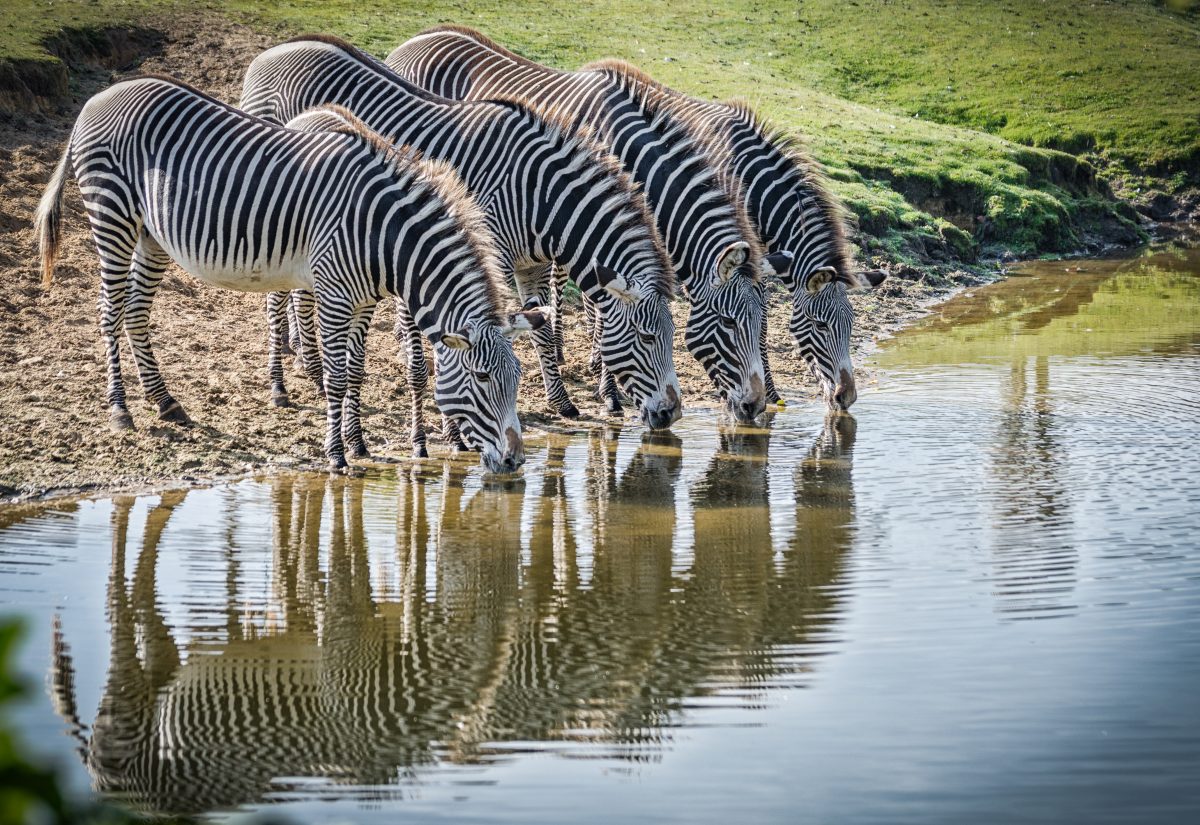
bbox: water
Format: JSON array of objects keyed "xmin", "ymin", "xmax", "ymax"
[{"xmin": 2, "ymin": 240, "xmax": 1199, "ymax": 824}]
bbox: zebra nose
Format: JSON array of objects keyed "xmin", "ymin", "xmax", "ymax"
[
  {"xmin": 735, "ymin": 398, "xmax": 763, "ymax": 423},
  {"xmin": 646, "ymin": 406, "xmax": 676, "ymax": 431},
  {"xmin": 834, "ymin": 369, "xmax": 857, "ymax": 409}
]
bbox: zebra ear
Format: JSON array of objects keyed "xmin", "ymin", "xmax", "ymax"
[
  {"xmin": 503, "ymin": 307, "xmax": 550, "ymax": 339},
  {"xmin": 804, "ymin": 266, "xmax": 837, "ymax": 295},
  {"xmin": 439, "ymin": 330, "xmax": 470, "ymax": 350},
  {"xmin": 715, "ymin": 242, "xmax": 750, "ymax": 284},
  {"xmin": 762, "ymin": 251, "xmax": 794, "ymax": 277},
  {"xmin": 578, "ymin": 263, "xmax": 638, "ymax": 304},
  {"xmin": 440, "ymin": 331, "xmax": 473, "ymax": 351}
]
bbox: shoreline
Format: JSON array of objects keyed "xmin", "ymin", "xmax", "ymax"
[
  {"xmin": 2, "ymin": 11, "xmax": 1180, "ymax": 507},
  {"xmin": 0, "ymin": 272, "xmax": 976, "ymax": 506}
]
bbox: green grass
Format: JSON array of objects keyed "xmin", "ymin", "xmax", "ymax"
[
  {"xmin": 0, "ymin": 1, "xmax": 160, "ymax": 62},
  {"xmin": 5, "ymin": 0, "xmax": 1195, "ymax": 261}
]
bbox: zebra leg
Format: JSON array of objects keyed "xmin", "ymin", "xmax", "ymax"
[
  {"xmin": 598, "ymin": 365, "xmax": 622, "ymax": 415},
  {"xmin": 266, "ymin": 291, "xmax": 291, "ymax": 408},
  {"xmin": 293, "ymin": 290, "xmax": 325, "ymax": 396},
  {"xmin": 584, "ymin": 296, "xmax": 603, "ymax": 375},
  {"xmin": 523, "ymin": 268, "xmax": 579, "ymax": 419},
  {"xmin": 442, "ymin": 413, "xmax": 469, "ymax": 453},
  {"xmin": 281, "ymin": 291, "xmax": 296, "ymax": 357},
  {"xmin": 316, "ymin": 289, "xmax": 354, "ymax": 471},
  {"xmin": 95, "ymin": 239, "xmax": 136, "ymax": 431},
  {"xmin": 759, "ymin": 286, "xmax": 782, "ymax": 405},
  {"xmin": 341, "ymin": 299, "xmax": 377, "ymax": 460},
  {"xmin": 552, "ymin": 264, "xmax": 566, "ymax": 366},
  {"xmin": 394, "ymin": 299, "xmax": 430, "ymax": 459},
  {"xmin": 286, "ymin": 290, "xmax": 302, "ymax": 370},
  {"xmin": 124, "ymin": 233, "xmax": 191, "ymax": 425}
]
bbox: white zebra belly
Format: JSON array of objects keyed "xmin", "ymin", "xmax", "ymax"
[{"xmin": 168, "ymin": 249, "xmax": 314, "ymax": 294}]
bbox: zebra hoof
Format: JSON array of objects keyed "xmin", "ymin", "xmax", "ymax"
[
  {"xmin": 109, "ymin": 408, "xmax": 135, "ymax": 432},
  {"xmin": 348, "ymin": 443, "xmax": 370, "ymax": 460},
  {"xmin": 557, "ymin": 401, "xmax": 580, "ymax": 420},
  {"xmin": 603, "ymin": 398, "xmax": 623, "ymax": 416},
  {"xmin": 556, "ymin": 352, "xmax": 566, "ymax": 366},
  {"xmin": 412, "ymin": 445, "xmax": 429, "ymax": 459},
  {"xmin": 271, "ymin": 394, "xmax": 291, "ymax": 409},
  {"xmin": 157, "ymin": 399, "xmax": 192, "ymax": 426},
  {"xmin": 328, "ymin": 456, "xmax": 349, "ymax": 472}
]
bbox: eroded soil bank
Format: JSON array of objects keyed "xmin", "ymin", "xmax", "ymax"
[{"xmin": 0, "ymin": 12, "xmax": 983, "ymax": 501}]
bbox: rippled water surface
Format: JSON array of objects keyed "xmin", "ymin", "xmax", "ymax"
[{"xmin": 2, "ymin": 241, "xmax": 1199, "ymax": 823}]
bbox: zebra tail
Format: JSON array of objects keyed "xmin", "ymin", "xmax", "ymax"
[{"xmin": 35, "ymin": 143, "xmax": 72, "ymax": 289}]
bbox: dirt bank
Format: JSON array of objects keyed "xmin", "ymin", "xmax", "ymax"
[{"xmin": 0, "ymin": 13, "xmax": 983, "ymax": 502}]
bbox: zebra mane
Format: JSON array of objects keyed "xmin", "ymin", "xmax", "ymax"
[
  {"xmin": 718, "ymin": 100, "xmax": 854, "ymax": 280},
  {"xmin": 583, "ymin": 60, "xmax": 852, "ymax": 280},
  {"xmin": 286, "ymin": 33, "xmax": 673, "ymax": 296},
  {"xmin": 517, "ymin": 112, "xmax": 675, "ymax": 297},
  {"xmin": 580, "ymin": 57, "xmax": 671, "ymax": 91},
  {"xmin": 287, "ymin": 104, "xmax": 407, "ymax": 169},
  {"xmin": 581, "ymin": 62, "xmax": 765, "ymax": 275},
  {"xmin": 410, "ymin": 154, "xmax": 508, "ymax": 317},
  {"xmin": 292, "ymin": 105, "xmax": 508, "ymax": 319},
  {"xmin": 410, "ymin": 27, "xmax": 759, "ymax": 278}
]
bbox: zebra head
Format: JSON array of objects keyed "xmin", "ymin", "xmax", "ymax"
[
  {"xmin": 685, "ymin": 241, "xmax": 767, "ymax": 424},
  {"xmin": 435, "ymin": 309, "xmax": 547, "ymax": 473},
  {"xmin": 576, "ymin": 263, "xmax": 682, "ymax": 430},
  {"xmin": 790, "ymin": 267, "xmax": 888, "ymax": 411}
]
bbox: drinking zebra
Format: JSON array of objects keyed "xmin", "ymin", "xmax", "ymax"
[
  {"xmin": 576, "ymin": 63, "xmax": 888, "ymax": 410},
  {"xmin": 36, "ymin": 75, "xmax": 541, "ymax": 472},
  {"xmin": 386, "ymin": 26, "xmax": 885, "ymax": 410},
  {"xmin": 238, "ymin": 35, "xmax": 682, "ymax": 436},
  {"xmin": 387, "ymin": 28, "xmax": 793, "ymax": 423}
]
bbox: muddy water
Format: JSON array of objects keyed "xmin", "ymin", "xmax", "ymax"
[{"xmin": 2, "ymin": 240, "xmax": 1199, "ymax": 824}]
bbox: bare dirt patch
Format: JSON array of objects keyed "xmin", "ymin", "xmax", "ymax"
[{"xmin": 0, "ymin": 12, "xmax": 970, "ymax": 501}]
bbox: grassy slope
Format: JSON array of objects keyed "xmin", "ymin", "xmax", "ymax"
[
  {"xmin": 0, "ymin": 1, "xmax": 159, "ymax": 61},
  {"xmin": 6, "ymin": 0, "xmax": 1196, "ymax": 261}
]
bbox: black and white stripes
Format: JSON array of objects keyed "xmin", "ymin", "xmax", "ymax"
[
  {"xmin": 37, "ymin": 76, "xmax": 540, "ymax": 472},
  {"xmin": 238, "ymin": 35, "xmax": 682, "ymax": 437},
  {"xmin": 568, "ymin": 75, "xmax": 889, "ymax": 410},
  {"xmin": 387, "ymin": 26, "xmax": 781, "ymax": 423}
]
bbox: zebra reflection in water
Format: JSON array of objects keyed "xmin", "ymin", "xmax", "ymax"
[{"xmin": 49, "ymin": 419, "xmax": 858, "ymax": 814}]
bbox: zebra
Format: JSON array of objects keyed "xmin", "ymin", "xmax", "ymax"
[
  {"xmin": 574, "ymin": 68, "xmax": 890, "ymax": 411},
  {"xmin": 239, "ymin": 35, "xmax": 683, "ymax": 434},
  {"xmin": 386, "ymin": 27, "xmax": 886, "ymax": 411},
  {"xmin": 387, "ymin": 28, "xmax": 796, "ymax": 424},
  {"xmin": 35, "ymin": 75, "xmax": 543, "ymax": 472}
]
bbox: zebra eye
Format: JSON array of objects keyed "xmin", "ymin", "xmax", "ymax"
[
  {"xmin": 473, "ymin": 371, "xmax": 491, "ymax": 384},
  {"xmin": 638, "ymin": 331, "xmax": 655, "ymax": 345},
  {"xmin": 719, "ymin": 315, "xmax": 737, "ymax": 330},
  {"xmin": 814, "ymin": 319, "xmax": 830, "ymax": 332}
]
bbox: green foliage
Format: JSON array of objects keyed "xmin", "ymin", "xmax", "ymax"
[
  {"xmin": 0, "ymin": 620, "xmax": 70, "ymax": 824},
  {"xmin": 4, "ymin": 0, "xmax": 1191, "ymax": 260}
]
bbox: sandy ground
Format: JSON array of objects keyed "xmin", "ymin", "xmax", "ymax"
[{"xmin": 0, "ymin": 13, "xmax": 971, "ymax": 501}]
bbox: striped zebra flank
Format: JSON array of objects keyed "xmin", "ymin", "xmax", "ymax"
[
  {"xmin": 35, "ymin": 74, "xmax": 542, "ymax": 473},
  {"xmin": 387, "ymin": 27, "xmax": 796, "ymax": 423},
  {"xmin": 238, "ymin": 35, "xmax": 682, "ymax": 442}
]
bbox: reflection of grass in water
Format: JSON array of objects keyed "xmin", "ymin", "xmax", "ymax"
[{"xmin": 878, "ymin": 263, "xmax": 1200, "ymax": 366}]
